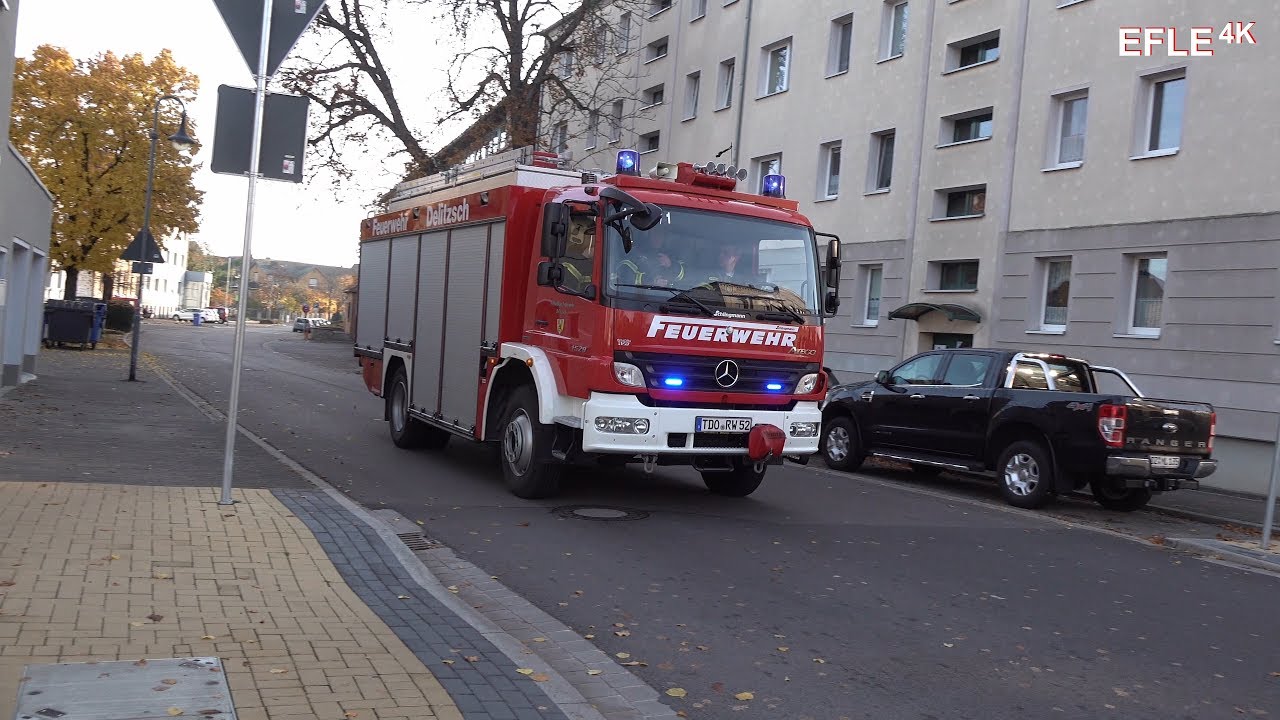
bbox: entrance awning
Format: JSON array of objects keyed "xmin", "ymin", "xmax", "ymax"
[{"xmin": 887, "ymin": 302, "xmax": 982, "ymax": 323}]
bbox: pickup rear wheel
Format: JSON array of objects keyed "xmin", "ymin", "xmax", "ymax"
[
  {"xmin": 702, "ymin": 460, "xmax": 766, "ymax": 497},
  {"xmin": 1090, "ymin": 479, "xmax": 1153, "ymax": 512},
  {"xmin": 820, "ymin": 416, "xmax": 865, "ymax": 472},
  {"xmin": 499, "ymin": 385, "xmax": 562, "ymax": 499},
  {"xmin": 996, "ymin": 440, "xmax": 1056, "ymax": 509},
  {"xmin": 388, "ymin": 367, "xmax": 449, "ymax": 450}
]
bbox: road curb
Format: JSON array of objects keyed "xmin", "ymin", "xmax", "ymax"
[{"xmin": 1164, "ymin": 538, "xmax": 1280, "ymax": 575}]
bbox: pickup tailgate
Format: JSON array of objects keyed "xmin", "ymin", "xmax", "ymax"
[{"xmin": 1123, "ymin": 398, "xmax": 1214, "ymax": 456}]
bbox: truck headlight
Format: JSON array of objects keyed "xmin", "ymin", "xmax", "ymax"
[
  {"xmin": 613, "ymin": 362, "xmax": 645, "ymax": 388},
  {"xmin": 796, "ymin": 373, "xmax": 819, "ymax": 394},
  {"xmin": 790, "ymin": 422, "xmax": 819, "ymax": 437},
  {"xmin": 594, "ymin": 417, "xmax": 651, "ymax": 434}
]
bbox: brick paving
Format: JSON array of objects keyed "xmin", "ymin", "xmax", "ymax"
[{"xmin": 0, "ymin": 482, "xmax": 464, "ymax": 720}]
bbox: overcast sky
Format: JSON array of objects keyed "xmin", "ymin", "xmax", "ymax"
[{"xmin": 15, "ymin": 0, "xmax": 464, "ymax": 269}]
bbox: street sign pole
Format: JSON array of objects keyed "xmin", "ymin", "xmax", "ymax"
[
  {"xmin": 219, "ymin": 0, "xmax": 273, "ymax": 506},
  {"xmin": 1262, "ymin": 418, "xmax": 1280, "ymax": 550}
]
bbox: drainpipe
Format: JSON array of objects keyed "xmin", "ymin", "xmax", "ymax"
[
  {"xmin": 731, "ymin": 0, "xmax": 755, "ymax": 168},
  {"xmin": 898, "ymin": 0, "xmax": 938, "ymax": 362}
]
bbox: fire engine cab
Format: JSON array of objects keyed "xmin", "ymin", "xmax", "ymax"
[{"xmin": 354, "ymin": 147, "xmax": 842, "ymax": 499}]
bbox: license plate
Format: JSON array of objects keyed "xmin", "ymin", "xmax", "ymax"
[
  {"xmin": 696, "ymin": 417, "xmax": 753, "ymax": 433},
  {"xmin": 1150, "ymin": 455, "xmax": 1181, "ymax": 469}
]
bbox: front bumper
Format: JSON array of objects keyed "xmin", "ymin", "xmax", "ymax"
[
  {"xmin": 579, "ymin": 393, "xmax": 822, "ymax": 456},
  {"xmin": 1105, "ymin": 454, "xmax": 1217, "ymax": 490}
]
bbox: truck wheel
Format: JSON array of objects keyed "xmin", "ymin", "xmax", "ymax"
[
  {"xmin": 499, "ymin": 386, "xmax": 562, "ymax": 499},
  {"xmin": 996, "ymin": 440, "xmax": 1056, "ymax": 509},
  {"xmin": 1090, "ymin": 479, "xmax": 1153, "ymax": 512},
  {"xmin": 387, "ymin": 367, "xmax": 449, "ymax": 449},
  {"xmin": 702, "ymin": 460, "xmax": 766, "ymax": 497},
  {"xmin": 819, "ymin": 416, "xmax": 865, "ymax": 472}
]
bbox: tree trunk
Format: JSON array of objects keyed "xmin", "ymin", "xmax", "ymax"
[
  {"xmin": 62, "ymin": 267, "xmax": 80, "ymax": 301},
  {"xmin": 101, "ymin": 274, "xmax": 115, "ymax": 304}
]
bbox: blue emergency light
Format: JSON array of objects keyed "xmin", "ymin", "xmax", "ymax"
[
  {"xmin": 664, "ymin": 377, "xmax": 685, "ymax": 387},
  {"xmin": 765, "ymin": 382, "xmax": 784, "ymax": 391},
  {"xmin": 616, "ymin": 149, "xmax": 641, "ymax": 176},
  {"xmin": 761, "ymin": 174, "xmax": 786, "ymax": 198}
]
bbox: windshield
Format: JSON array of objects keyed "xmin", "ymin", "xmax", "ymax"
[{"xmin": 603, "ymin": 206, "xmax": 821, "ymax": 318}]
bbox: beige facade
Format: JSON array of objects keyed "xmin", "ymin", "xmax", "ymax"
[{"xmin": 544, "ymin": 0, "xmax": 1280, "ymax": 494}]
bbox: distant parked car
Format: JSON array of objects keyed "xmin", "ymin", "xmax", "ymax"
[
  {"xmin": 293, "ymin": 317, "xmax": 328, "ymax": 332},
  {"xmin": 171, "ymin": 308, "xmax": 219, "ymax": 323}
]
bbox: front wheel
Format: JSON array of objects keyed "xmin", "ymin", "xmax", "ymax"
[
  {"xmin": 702, "ymin": 459, "xmax": 766, "ymax": 497},
  {"xmin": 996, "ymin": 440, "xmax": 1056, "ymax": 509},
  {"xmin": 498, "ymin": 386, "xmax": 562, "ymax": 499},
  {"xmin": 1090, "ymin": 479, "xmax": 1153, "ymax": 512},
  {"xmin": 819, "ymin": 416, "xmax": 865, "ymax": 472}
]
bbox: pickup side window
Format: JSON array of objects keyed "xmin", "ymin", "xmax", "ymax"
[
  {"xmin": 1009, "ymin": 359, "xmax": 1091, "ymax": 392},
  {"xmin": 941, "ymin": 353, "xmax": 993, "ymax": 387},
  {"xmin": 890, "ymin": 354, "xmax": 944, "ymax": 385}
]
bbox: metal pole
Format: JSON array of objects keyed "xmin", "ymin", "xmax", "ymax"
[
  {"xmin": 219, "ymin": 0, "xmax": 272, "ymax": 506},
  {"xmin": 1261, "ymin": 419, "xmax": 1280, "ymax": 550},
  {"xmin": 128, "ymin": 98, "xmax": 168, "ymax": 382},
  {"xmin": 225, "ymin": 255, "xmax": 232, "ymax": 300}
]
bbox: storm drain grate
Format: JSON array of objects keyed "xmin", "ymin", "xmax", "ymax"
[
  {"xmin": 396, "ymin": 532, "xmax": 443, "ymax": 551},
  {"xmin": 552, "ymin": 505, "xmax": 650, "ymax": 522}
]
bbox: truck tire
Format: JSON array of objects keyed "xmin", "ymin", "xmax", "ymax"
[
  {"xmin": 996, "ymin": 440, "xmax": 1056, "ymax": 509},
  {"xmin": 702, "ymin": 460, "xmax": 766, "ymax": 497},
  {"xmin": 819, "ymin": 416, "xmax": 865, "ymax": 472},
  {"xmin": 1089, "ymin": 479, "xmax": 1153, "ymax": 512},
  {"xmin": 387, "ymin": 367, "xmax": 449, "ymax": 450},
  {"xmin": 498, "ymin": 385, "xmax": 562, "ymax": 499}
]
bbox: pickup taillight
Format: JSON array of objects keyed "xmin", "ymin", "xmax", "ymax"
[
  {"xmin": 1098, "ymin": 403, "xmax": 1127, "ymax": 448},
  {"xmin": 1209, "ymin": 411, "xmax": 1216, "ymax": 452}
]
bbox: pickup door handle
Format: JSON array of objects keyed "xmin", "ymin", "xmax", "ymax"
[
  {"xmin": 535, "ymin": 319, "xmax": 549, "ymax": 327},
  {"xmin": 910, "ymin": 393, "xmax": 925, "ymax": 400},
  {"xmin": 964, "ymin": 395, "xmax": 981, "ymax": 401}
]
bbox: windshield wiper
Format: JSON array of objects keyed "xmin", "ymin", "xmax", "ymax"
[
  {"xmin": 715, "ymin": 292, "xmax": 807, "ymax": 325},
  {"xmin": 613, "ymin": 283, "xmax": 717, "ymax": 317}
]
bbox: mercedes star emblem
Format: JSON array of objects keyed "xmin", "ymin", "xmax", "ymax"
[{"xmin": 715, "ymin": 359, "xmax": 740, "ymax": 388}]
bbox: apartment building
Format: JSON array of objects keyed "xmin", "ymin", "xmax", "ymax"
[{"xmin": 544, "ymin": 0, "xmax": 1279, "ymax": 494}]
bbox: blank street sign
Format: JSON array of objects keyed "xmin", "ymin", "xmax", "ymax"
[{"xmin": 211, "ymin": 85, "xmax": 310, "ymax": 183}]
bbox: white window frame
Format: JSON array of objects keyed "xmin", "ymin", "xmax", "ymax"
[
  {"xmin": 858, "ymin": 264, "xmax": 883, "ymax": 326},
  {"xmin": 944, "ymin": 30, "xmax": 1000, "ymax": 74},
  {"xmin": 938, "ymin": 107, "xmax": 994, "ymax": 148},
  {"xmin": 585, "ymin": 110, "xmax": 600, "ymax": 150},
  {"xmin": 880, "ymin": 1, "xmax": 908, "ymax": 61},
  {"xmin": 754, "ymin": 153, "xmax": 782, "ymax": 181},
  {"xmin": 552, "ymin": 121, "xmax": 569, "ymax": 154},
  {"xmin": 640, "ymin": 131, "xmax": 661, "ymax": 154},
  {"xmin": 759, "ymin": 38, "xmax": 792, "ymax": 97},
  {"xmin": 683, "ymin": 71, "xmax": 701, "ymax": 121},
  {"xmin": 558, "ymin": 50, "xmax": 575, "ymax": 78},
  {"xmin": 931, "ymin": 184, "xmax": 987, "ymax": 221},
  {"xmin": 1038, "ymin": 257, "xmax": 1072, "ymax": 332},
  {"xmin": 690, "ymin": 0, "xmax": 707, "ymax": 21},
  {"xmin": 827, "ymin": 14, "xmax": 854, "ymax": 77},
  {"xmin": 866, "ymin": 129, "xmax": 896, "ymax": 193},
  {"xmin": 645, "ymin": 37, "xmax": 669, "ymax": 64},
  {"xmin": 1126, "ymin": 252, "xmax": 1168, "ymax": 337},
  {"xmin": 609, "ymin": 100, "xmax": 624, "ymax": 143},
  {"xmin": 648, "ymin": 0, "xmax": 672, "ymax": 19},
  {"xmin": 716, "ymin": 58, "xmax": 736, "ymax": 110},
  {"xmin": 1133, "ymin": 68, "xmax": 1187, "ymax": 160},
  {"xmin": 819, "ymin": 141, "xmax": 842, "ymax": 200},
  {"xmin": 641, "ymin": 83, "xmax": 665, "ymax": 110},
  {"xmin": 1044, "ymin": 88, "xmax": 1088, "ymax": 170}
]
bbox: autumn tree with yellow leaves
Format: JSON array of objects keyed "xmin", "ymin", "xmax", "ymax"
[{"xmin": 10, "ymin": 46, "xmax": 204, "ymax": 300}]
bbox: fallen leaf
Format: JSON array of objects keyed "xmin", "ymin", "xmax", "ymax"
[
  {"xmin": 813, "ymin": 658, "xmax": 826, "ymax": 664},
  {"xmin": 943, "ymin": 643, "xmax": 954, "ymax": 648},
  {"xmin": 587, "ymin": 669, "xmax": 603, "ymax": 676},
  {"xmin": 621, "ymin": 661, "xmax": 647, "ymax": 667},
  {"xmin": 777, "ymin": 647, "xmax": 789, "ymax": 652},
  {"xmin": 447, "ymin": 586, "xmax": 459, "ymax": 593},
  {"xmin": 161, "ymin": 679, "xmax": 178, "ymax": 686},
  {"xmin": 269, "ymin": 668, "xmax": 287, "ymax": 674},
  {"xmin": 517, "ymin": 522, "xmax": 530, "ymax": 527},
  {"xmin": 465, "ymin": 656, "xmax": 480, "ymax": 663},
  {"xmin": 531, "ymin": 673, "xmax": 550, "ymax": 682},
  {"xmin": 167, "ymin": 709, "xmax": 183, "ymax": 717},
  {"xmin": 677, "ymin": 712, "xmax": 687, "ymax": 718},
  {"xmin": 345, "ymin": 713, "xmax": 359, "ymax": 718},
  {"xmin": 614, "ymin": 630, "xmax": 631, "ymax": 637},
  {"xmin": 734, "ymin": 692, "xmax": 755, "ymax": 701},
  {"xmin": 131, "ymin": 621, "xmax": 144, "ymax": 627},
  {"xmin": 658, "ymin": 662, "xmax": 675, "ymax": 671},
  {"xmin": 147, "ymin": 614, "xmax": 164, "ymax": 622},
  {"xmin": 1270, "ymin": 672, "xmax": 1280, "ymax": 678},
  {"xmin": 516, "ymin": 668, "xmax": 535, "ymax": 675},
  {"xmin": 531, "ymin": 637, "xmax": 547, "ymax": 643},
  {"xmin": 416, "ymin": 520, "xmax": 425, "ymax": 526},
  {"xmin": 711, "ymin": 682, "xmax": 725, "ymax": 693},
  {"xmin": 584, "ymin": 634, "xmax": 595, "ymax": 639},
  {"xmin": 616, "ymin": 652, "xmax": 631, "ymax": 659},
  {"xmin": 666, "ymin": 688, "xmax": 688, "ymax": 698},
  {"xmin": 109, "ymin": 554, "xmax": 121, "ymax": 561},
  {"xmin": 696, "ymin": 645, "xmax": 709, "ymax": 651},
  {"xmin": 153, "ymin": 573, "xmax": 170, "ymax": 580},
  {"xmin": 441, "ymin": 660, "xmax": 455, "ymax": 665},
  {"xmin": 396, "ymin": 595, "xmax": 410, "ymax": 600},
  {"xmin": 0, "ymin": 580, "xmax": 13, "ymax": 587},
  {"xmin": 200, "ymin": 635, "xmax": 215, "ymax": 640}
]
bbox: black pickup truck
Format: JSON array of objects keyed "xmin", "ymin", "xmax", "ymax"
[{"xmin": 819, "ymin": 349, "xmax": 1218, "ymax": 511}]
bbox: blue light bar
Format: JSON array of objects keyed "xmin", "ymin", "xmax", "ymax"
[
  {"xmin": 664, "ymin": 377, "xmax": 685, "ymax": 387},
  {"xmin": 761, "ymin": 174, "xmax": 786, "ymax": 198},
  {"xmin": 765, "ymin": 382, "xmax": 784, "ymax": 391},
  {"xmin": 616, "ymin": 149, "xmax": 641, "ymax": 176}
]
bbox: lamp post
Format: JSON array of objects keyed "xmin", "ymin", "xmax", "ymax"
[{"xmin": 128, "ymin": 94, "xmax": 197, "ymax": 382}]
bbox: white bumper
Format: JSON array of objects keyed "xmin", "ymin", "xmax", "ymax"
[{"xmin": 579, "ymin": 393, "xmax": 821, "ymax": 456}]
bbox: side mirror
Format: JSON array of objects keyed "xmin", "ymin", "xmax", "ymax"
[
  {"xmin": 875, "ymin": 369, "xmax": 891, "ymax": 386},
  {"xmin": 630, "ymin": 203, "xmax": 664, "ymax": 231},
  {"xmin": 824, "ymin": 289, "xmax": 840, "ymax": 316},
  {"xmin": 541, "ymin": 204, "xmax": 571, "ymax": 259},
  {"xmin": 824, "ymin": 237, "xmax": 841, "ymax": 289},
  {"xmin": 537, "ymin": 260, "xmax": 563, "ymax": 287}
]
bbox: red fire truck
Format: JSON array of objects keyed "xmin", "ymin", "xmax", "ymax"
[{"xmin": 354, "ymin": 147, "xmax": 842, "ymax": 499}]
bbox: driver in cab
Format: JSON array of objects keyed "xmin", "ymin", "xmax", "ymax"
[
  {"xmin": 612, "ymin": 223, "xmax": 686, "ymax": 288},
  {"xmin": 561, "ymin": 215, "xmax": 597, "ymax": 293}
]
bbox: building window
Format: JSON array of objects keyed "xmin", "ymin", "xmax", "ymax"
[
  {"xmin": 760, "ymin": 39, "xmax": 791, "ymax": 96},
  {"xmin": 868, "ymin": 130, "xmax": 895, "ymax": 191},
  {"xmin": 820, "ymin": 142, "xmax": 842, "ymax": 199},
  {"xmin": 881, "ymin": 1, "xmax": 908, "ymax": 60},
  {"xmin": 1144, "ymin": 73, "xmax": 1187, "ymax": 155},
  {"xmin": 308, "ymin": 277, "xmax": 319, "ymax": 288},
  {"xmin": 754, "ymin": 153, "xmax": 782, "ymax": 179},
  {"xmin": 592, "ymin": 25, "xmax": 609, "ymax": 64},
  {"xmin": 558, "ymin": 50, "xmax": 575, "ymax": 78},
  {"xmin": 828, "ymin": 14, "xmax": 854, "ymax": 76},
  {"xmin": 1051, "ymin": 91, "xmax": 1088, "ymax": 166},
  {"xmin": 616, "ymin": 13, "xmax": 632, "ymax": 54},
  {"xmin": 937, "ymin": 185, "xmax": 987, "ymax": 219},
  {"xmin": 936, "ymin": 261, "xmax": 979, "ymax": 291},
  {"xmin": 609, "ymin": 100, "xmax": 624, "ymax": 142},
  {"xmin": 948, "ymin": 32, "xmax": 1000, "ymax": 72},
  {"xmin": 1041, "ymin": 258, "xmax": 1071, "ymax": 330},
  {"xmin": 942, "ymin": 108, "xmax": 993, "ymax": 145},
  {"xmin": 646, "ymin": 37, "xmax": 669, "ymax": 63},
  {"xmin": 1129, "ymin": 254, "xmax": 1167, "ymax": 335},
  {"xmin": 862, "ymin": 265, "xmax": 883, "ymax": 325},
  {"xmin": 642, "ymin": 84, "xmax": 665, "ymax": 108},
  {"xmin": 683, "ymin": 72, "xmax": 700, "ymax": 120},
  {"xmin": 552, "ymin": 121, "xmax": 569, "ymax": 154},
  {"xmin": 586, "ymin": 110, "xmax": 599, "ymax": 149},
  {"xmin": 640, "ymin": 131, "xmax": 661, "ymax": 153},
  {"xmin": 691, "ymin": 0, "xmax": 707, "ymax": 20},
  {"xmin": 716, "ymin": 58, "xmax": 736, "ymax": 109},
  {"xmin": 648, "ymin": 0, "xmax": 672, "ymax": 17}
]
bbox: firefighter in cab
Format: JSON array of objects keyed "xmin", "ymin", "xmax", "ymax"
[
  {"xmin": 562, "ymin": 215, "xmax": 596, "ymax": 292},
  {"xmin": 613, "ymin": 223, "xmax": 686, "ymax": 288}
]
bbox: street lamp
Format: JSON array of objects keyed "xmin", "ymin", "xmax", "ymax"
[{"xmin": 128, "ymin": 94, "xmax": 197, "ymax": 382}]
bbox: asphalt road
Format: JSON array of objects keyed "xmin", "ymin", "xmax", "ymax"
[{"xmin": 145, "ymin": 321, "xmax": 1279, "ymax": 720}]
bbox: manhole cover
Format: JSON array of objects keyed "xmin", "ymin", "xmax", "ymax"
[
  {"xmin": 14, "ymin": 657, "xmax": 235, "ymax": 719},
  {"xmin": 552, "ymin": 505, "xmax": 649, "ymax": 521}
]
